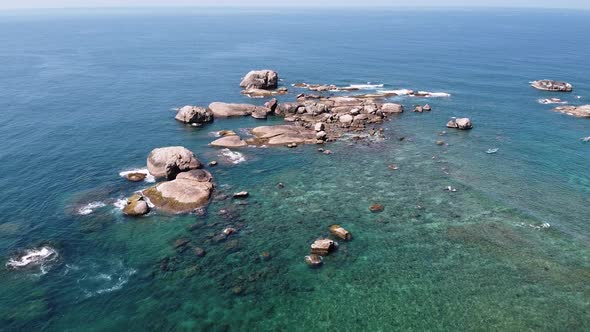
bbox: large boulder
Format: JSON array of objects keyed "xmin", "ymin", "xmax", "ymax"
[
  {"xmin": 122, "ymin": 194, "xmax": 150, "ymax": 216},
  {"xmin": 147, "ymin": 147, "xmax": 201, "ymax": 180},
  {"xmin": 381, "ymin": 103, "xmax": 404, "ymax": 113},
  {"xmin": 143, "ymin": 170, "xmax": 214, "ymax": 214},
  {"xmin": 208, "ymin": 102, "xmax": 270, "ymax": 118},
  {"xmin": 239, "ymin": 70, "xmax": 279, "ymax": 90},
  {"xmin": 446, "ymin": 118, "xmax": 473, "ymax": 130},
  {"xmin": 553, "ymin": 105, "xmax": 590, "ymax": 118},
  {"xmin": 248, "ymin": 125, "xmax": 317, "ymax": 146},
  {"xmin": 175, "ymin": 106, "xmax": 214, "ymax": 125},
  {"xmin": 210, "ymin": 135, "xmax": 248, "ymax": 148}
]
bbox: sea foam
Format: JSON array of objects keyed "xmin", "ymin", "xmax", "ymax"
[
  {"xmin": 77, "ymin": 201, "xmax": 107, "ymax": 215},
  {"xmin": 6, "ymin": 246, "xmax": 58, "ymax": 270},
  {"xmin": 220, "ymin": 149, "xmax": 246, "ymax": 164}
]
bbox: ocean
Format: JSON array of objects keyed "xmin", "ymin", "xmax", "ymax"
[{"xmin": 0, "ymin": 7, "xmax": 588, "ymax": 331}]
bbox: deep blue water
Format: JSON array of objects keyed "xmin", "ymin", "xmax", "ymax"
[{"xmin": 0, "ymin": 8, "xmax": 589, "ymax": 331}]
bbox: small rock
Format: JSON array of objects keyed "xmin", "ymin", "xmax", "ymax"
[
  {"xmin": 233, "ymin": 191, "xmax": 249, "ymax": 199},
  {"xmin": 423, "ymin": 104, "xmax": 432, "ymax": 111},
  {"xmin": 444, "ymin": 186, "xmax": 457, "ymax": 192},
  {"xmin": 323, "ymin": 150, "xmax": 333, "ymax": 155},
  {"xmin": 223, "ymin": 227, "xmax": 237, "ymax": 236},
  {"xmin": 436, "ymin": 140, "xmax": 445, "ymax": 146},
  {"xmin": 388, "ymin": 164, "xmax": 399, "ymax": 170},
  {"xmin": 329, "ymin": 224, "xmax": 352, "ymax": 241},
  {"xmin": 414, "ymin": 105, "xmax": 423, "ymax": 113},
  {"xmin": 232, "ymin": 286, "xmax": 244, "ymax": 295},
  {"xmin": 369, "ymin": 204, "xmax": 385, "ymax": 213},
  {"xmin": 305, "ymin": 254, "xmax": 323, "ymax": 267},
  {"xmin": 174, "ymin": 238, "xmax": 191, "ymax": 249},
  {"xmin": 277, "ymin": 182, "xmax": 285, "ymax": 189},
  {"xmin": 208, "ymin": 161, "xmax": 218, "ymax": 167},
  {"xmin": 316, "ymin": 131, "xmax": 327, "ymax": 140},
  {"xmin": 123, "ymin": 194, "xmax": 150, "ymax": 217},
  {"xmin": 314, "ymin": 122, "xmax": 325, "ymax": 132},
  {"xmin": 124, "ymin": 172, "xmax": 147, "ymax": 182}
]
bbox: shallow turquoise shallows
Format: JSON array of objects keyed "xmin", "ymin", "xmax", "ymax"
[{"xmin": 0, "ymin": 8, "xmax": 589, "ymax": 331}]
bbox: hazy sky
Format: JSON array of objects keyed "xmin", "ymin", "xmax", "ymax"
[{"xmin": 1, "ymin": 0, "xmax": 589, "ymax": 10}]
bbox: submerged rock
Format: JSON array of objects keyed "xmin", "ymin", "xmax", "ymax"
[
  {"xmin": 329, "ymin": 224, "xmax": 352, "ymax": 241},
  {"xmin": 553, "ymin": 105, "xmax": 590, "ymax": 118},
  {"xmin": 369, "ymin": 204, "xmax": 385, "ymax": 213},
  {"xmin": 175, "ymin": 106, "xmax": 214, "ymax": 125},
  {"xmin": 240, "ymin": 70, "xmax": 279, "ymax": 90},
  {"xmin": 446, "ymin": 117, "xmax": 473, "ymax": 130},
  {"xmin": 305, "ymin": 254, "xmax": 323, "ymax": 267},
  {"xmin": 123, "ymin": 194, "xmax": 150, "ymax": 216},
  {"xmin": 143, "ymin": 170, "xmax": 214, "ymax": 214},
  {"xmin": 147, "ymin": 146, "xmax": 202, "ymax": 180},
  {"xmin": 531, "ymin": 80, "xmax": 573, "ymax": 92}
]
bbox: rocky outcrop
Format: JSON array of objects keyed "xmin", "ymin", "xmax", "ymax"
[
  {"xmin": 175, "ymin": 106, "xmax": 214, "ymax": 125},
  {"xmin": 248, "ymin": 125, "xmax": 318, "ymax": 146},
  {"xmin": 381, "ymin": 103, "xmax": 404, "ymax": 114},
  {"xmin": 123, "ymin": 172, "xmax": 146, "ymax": 182},
  {"xmin": 147, "ymin": 146, "xmax": 202, "ymax": 180},
  {"xmin": 553, "ymin": 105, "xmax": 590, "ymax": 118},
  {"xmin": 531, "ymin": 80, "xmax": 573, "ymax": 92},
  {"xmin": 210, "ymin": 135, "xmax": 248, "ymax": 148},
  {"xmin": 240, "ymin": 70, "xmax": 279, "ymax": 90},
  {"xmin": 446, "ymin": 118, "xmax": 473, "ymax": 130},
  {"xmin": 122, "ymin": 194, "xmax": 150, "ymax": 216},
  {"xmin": 143, "ymin": 170, "xmax": 214, "ymax": 214},
  {"xmin": 208, "ymin": 102, "xmax": 271, "ymax": 118}
]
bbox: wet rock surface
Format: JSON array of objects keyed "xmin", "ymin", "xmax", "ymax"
[
  {"xmin": 175, "ymin": 106, "xmax": 214, "ymax": 125},
  {"xmin": 147, "ymin": 146, "xmax": 202, "ymax": 180},
  {"xmin": 531, "ymin": 80, "xmax": 573, "ymax": 92},
  {"xmin": 446, "ymin": 117, "xmax": 473, "ymax": 130},
  {"xmin": 553, "ymin": 105, "xmax": 590, "ymax": 118}
]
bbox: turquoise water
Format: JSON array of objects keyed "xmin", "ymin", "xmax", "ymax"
[{"xmin": 0, "ymin": 8, "xmax": 589, "ymax": 331}]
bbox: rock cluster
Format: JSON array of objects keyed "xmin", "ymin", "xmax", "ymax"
[
  {"xmin": 207, "ymin": 102, "xmax": 272, "ymax": 118},
  {"xmin": 553, "ymin": 105, "xmax": 590, "ymax": 118},
  {"xmin": 531, "ymin": 80, "xmax": 573, "ymax": 92},
  {"xmin": 446, "ymin": 117, "xmax": 473, "ymax": 130},
  {"xmin": 247, "ymin": 125, "xmax": 318, "ymax": 146},
  {"xmin": 305, "ymin": 225, "xmax": 352, "ymax": 268},
  {"xmin": 274, "ymin": 95, "xmax": 404, "ymax": 141},
  {"xmin": 147, "ymin": 146, "xmax": 202, "ymax": 180}
]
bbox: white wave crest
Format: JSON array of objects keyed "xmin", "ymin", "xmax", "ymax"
[
  {"xmin": 77, "ymin": 201, "xmax": 107, "ymax": 215},
  {"xmin": 77, "ymin": 260, "xmax": 136, "ymax": 298},
  {"xmin": 538, "ymin": 98, "xmax": 567, "ymax": 105},
  {"xmin": 220, "ymin": 148, "xmax": 246, "ymax": 164},
  {"xmin": 119, "ymin": 168, "xmax": 155, "ymax": 183},
  {"xmin": 113, "ymin": 198, "xmax": 127, "ymax": 210},
  {"xmin": 348, "ymin": 83, "xmax": 384, "ymax": 90},
  {"xmin": 6, "ymin": 246, "xmax": 58, "ymax": 270}
]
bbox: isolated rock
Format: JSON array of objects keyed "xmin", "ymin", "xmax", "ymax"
[
  {"xmin": 414, "ymin": 105, "xmax": 423, "ymax": 113},
  {"xmin": 240, "ymin": 70, "xmax": 279, "ymax": 90},
  {"xmin": 122, "ymin": 194, "xmax": 150, "ymax": 217},
  {"xmin": 147, "ymin": 146, "xmax": 201, "ymax": 180},
  {"xmin": 175, "ymin": 106, "xmax": 214, "ymax": 124},
  {"xmin": 210, "ymin": 135, "xmax": 248, "ymax": 148},
  {"xmin": 310, "ymin": 238, "xmax": 337, "ymax": 256},
  {"xmin": 423, "ymin": 104, "xmax": 432, "ymax": 111},
  {"xmin": 233, "ymin": 191, "xmax": 249, "ymax": 199},
  {"xmin": 143, "ymin": 170, "xmax": 214, "ymax": 214},
  {"xmin": 446, "ymin": 118, "xmax": 473, "ymax": 130},
  {"xmin": 369, "ymin": 203, "xmax": 385, "ymax": 213},
  {"xmin": 329, "ymin": 224, "xmax": 352, "ymax": 241},
  {"xmin": 208, "ymin": 102, "xmax": 270, "ymax": 118},
  {"xmin": 553, "ymin": 105, "xmax": 590, "ymax": 118},
  {"xmin": 531, "ymin": 80, "xmax": 573, "ymax": 92}
]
